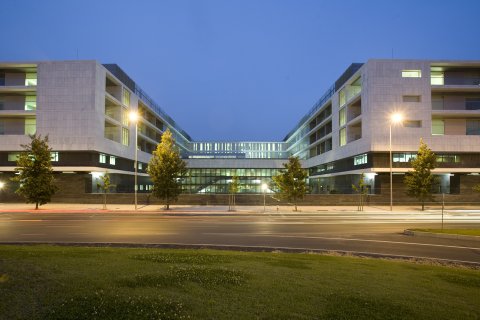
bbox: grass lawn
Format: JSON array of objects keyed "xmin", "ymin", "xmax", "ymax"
[
  {"xmin": 412, "ymin": 229, "xmax": 480, "ymax": 236},
  {"xmin": 0, "ymin": 245, "xmax": 479, "ymax": 319}
]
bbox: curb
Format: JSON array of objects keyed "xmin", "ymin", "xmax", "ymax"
[
  {"xmin": 0, "ymin": 241, "xmax": 479, "ymax": 268},
  {"xmin": 404, "ymin": 229, "xmax": 480, "ymax": 242}
]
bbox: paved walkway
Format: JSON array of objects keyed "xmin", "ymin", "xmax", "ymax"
[{"xmin": 1, "ymin": 202, "xmax": 480, "ymax": 214}]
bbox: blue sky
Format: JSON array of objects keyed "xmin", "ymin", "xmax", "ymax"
[{"xmin": 1, "ymin": 0, "xmax": 479, "ymax": 141}]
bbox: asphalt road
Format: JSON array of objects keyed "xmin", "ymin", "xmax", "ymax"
[{"xmin": 1, "ymin": 210, "xmax": 479, "ymax": 264}]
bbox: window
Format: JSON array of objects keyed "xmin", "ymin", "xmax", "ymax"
[
  {"xmin": 402, "ymin": 95, "xmax": 421, "ymax": 102},
  {"xmin": 466, "ymin": 120, "xmax": 480, "ymax": 135},
  {"xmin": 99, "ymin": 153, "xmax": 106, "ymax": 163},
  {"xmin": 354, "ymin": 154, "xmax": 367, "ymax": 165},
  {"xmin": 8, "ymin": 153, "xmax": 20, "ymax": 162},
  {"xmin": 393, "ymin": 153, "xmax": 417, "ymax": 163},
  {"xmin": 339, "ymin": 88, "xmax": 346, "ymax": 107},
  {"xmin": 432, "ymin": 95, "xmax": 444, "ymax": 110},
  {"xmin": 0, "ymin": 73, "xmax": 4, "ymax": 86},
  {"xmin": 466, "ymin": 97, "xmax": 480, "ymax": 110},
  {"xmin": 339, "ymin": 128, "xmax": 346, "ymax": 146},
  {"xmin": 25, "ymin": 96, "xmax": 37, "ymax": 110},
  {"xmin": 431, "ymin": 71, "xmax": 444, "ymax": 85},
  {"xmin": 326, "ymin": 163, "xmax": 334, "ymax": 171},
  {"xmin": 25, "ymin": 73, "xmax": 37, "ymax": 86},
  {"xmin": 121, "ymin": 108, "xmax": 129, "ymax": 126},
  {"xmin": 436, "ymin": 155, "xmax": 461, "ymax": 163},
  {"xmin": 24, "ymin": 118, "xmax": 36, "ymax": 135},
  {"xmin": 122, "ymin": 89, "xmax": 130, "ymax": 107},
  {"xmin": 138, "ymin": 162, "xmax": 143, "ymax": 170},
  {"xmin": 432, "ymin": 119, "xmax": 444, "ymax": 135},
  {"xmin": 50, "ymin": 152, "xmax": 59, "ymax": 162},
  {"xmin": 122, "ymin": 127, "xmax": 129, "ymax": 146},
  {"xmin": 403, "ymin": 120, "xmax": 422, "ymax": 128},
  {"xmin": 109, "ymin": 156, "xmax": 116, "ymax": 165},
  {"xmin": 402, "ymin": 70, "xmax": 421, "ymax": 78},
  {"xmin": 339, "ymin": 108, "xmax": 346, "ymax": 126}
]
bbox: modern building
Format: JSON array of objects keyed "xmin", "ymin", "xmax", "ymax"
[{"xmin": 1, "ymin": 59, "xmax": 479, "ymax": 197}]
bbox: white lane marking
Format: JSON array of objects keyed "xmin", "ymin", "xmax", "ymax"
[
  {"xmin": 204, "ymin": 233, "xmax": 480, "ymax": 250},
  {"xmin": 45, "ymin": 225, "xmax": 81, "ymax": 228}
]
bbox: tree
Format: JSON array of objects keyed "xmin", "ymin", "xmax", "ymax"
[
  {"xmin": 228, "ymin": 174, "xmax": 239, "ymax": 211},
  {"xmin": 404, "ymin": 139, "xmax": 437, "ymax": 211},
  {"xmin": 96, "ymin": 172, "xmax": 114, "ymax": 210},
  {"xmin": 473, "ymin": 184, "xmax": 480, "ymax": 193},
  {"xmin": 11, "ymin": 134, "xmax": 57, "ymax": 209},
  {"xmin": 272, "ymin": 156, "xmax": 307, "ymax": 211},
  {"xmin": 147, "ymin": 129, "xmax": 187, "ymax": 210},
  {"xmin": 352, "ymin": 174, "xmax": 369, "ymax": 211}
]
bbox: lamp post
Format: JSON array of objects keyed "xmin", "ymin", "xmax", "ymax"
[
  {"xmin": 129, "ymin": 111, "xmax": 139, "ymax": 210},
  {"xmin": 261, "ymin": 183, "xmax": 268, "ymax": 213},
  {"xmin": 389, "ymin": 113, "xmax": 403, "ymax": 211}
]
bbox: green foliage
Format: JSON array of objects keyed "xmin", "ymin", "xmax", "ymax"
[
  {"xmin": 11, "ymin": 134, "xmax": 57, "ymax": 209},
  {"xmin": 272, "ymin": 156, "xmax": 307, "ymax": 211},
  {"xmin": 147, "ymin": 129, "xmax": 187, "ymax": 210},
  {"xmin": 96, "ymin": 172, "xmax": 114, "ymax": 209},
  {"xmin": 1, "ymin": 245, "xmax": 480, "ymax": 320},
  {"xmin": 404, "ymin": 139, "xmax": 437, "ymax": 210},
  {"xmin": 352, "ymin": 174, "xmax": 369, "ymax": 211},
  {"xmin": 473, "ymin": 184, "xmax": 480, "ymax": 193}
]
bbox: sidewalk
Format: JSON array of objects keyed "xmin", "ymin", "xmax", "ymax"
[{"xmin": 1, "ymin": 202, "xmax": 480, "ymax": 215}]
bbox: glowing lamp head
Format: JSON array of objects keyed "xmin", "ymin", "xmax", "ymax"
[
  {"xmin": 129, "ymin": 111, "xmax": 139, "ymax": 123},
  {"xmin": 0, "ymin": 181, "xmax": 4, "ymax": 190},
  {"xmin": 261, "ymin": 183, "xmax": 268, "ymax": 192},
  {"xmin": 391, "ymin": 113, "xmax": 403, "ymax": 124}
]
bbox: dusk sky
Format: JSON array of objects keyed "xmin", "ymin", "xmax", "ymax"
[{"xmin": 1, "ymin": 0, "xmax": 479, "ymax": 141}]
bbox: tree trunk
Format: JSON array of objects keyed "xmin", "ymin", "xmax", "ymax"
[
  {"xmin": 35, "ymin": 202, "xmax": 39, "ymax": 210},
  {"xmin": 421, "ymin": 201, "xmax": 424, "ymax": 211},
  {"xmin": 294, "ymin": 203, "xmax": 297, "ymax": 212}
]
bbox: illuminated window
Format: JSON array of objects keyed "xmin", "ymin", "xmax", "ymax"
[
  {"xmin": 339, "ymin": 108, "xmax": 346, "ymax": 126},
  {"xmin": 50, "ymin": 152, "xmax": 59, "ymax": 162},
  {"xmin": 402, "ymin": 70, "xmax": 421, "ymax": 78},
  {"xmin": 431, "ymin": 119, "xmax": 444, "ymax": 135},
  {"xmin": 25, "ymin": 73, "xmax": 37, "ymax": 86},
  {"xmin": 122, "ymin": 127, "xmax": 129, "ymax": 146},
  {"xmin": 393, "ymin": 153, "xmax": 417, "ymax": 163},
  {"xmin": 339, "ymin": 88, "xmax": 346, "ymax": 107},
  {"xmin": 109, "ymin": 156, "xmax": 116, "ymax": 165},
  {"xmin": 431, "ymin": 71, "xmax": 444, "ymax": 85},
  {"xmin": 122, "ymin": 89, "xmax": 130, "ymax": 107},
  {"xmin": 138, "ymin": 163, "xmax": 143, "ymax": 170},
  {"xmin": 25, "ymin": 96, "xmax": 37, "ymax": 110},
  {"xmin": 354, "ymin": 154, "xmax": 367, "ymax": 165},
  {"xmin": 436, "ymin": 155, "xmax": 461, "ymax": 163},
  {"xmin": 339, "ymin": 128, "xmax": 346, "ymax": 146},
  {"xmin": 24, "ymin": 118, "xmax": 36, "ymax": 135},
  {"xmin": 8, "ymin": 153, "xmax": 20, "ymax": 162},
  {"xmin": 121, "ymin": 108, "xmax": 129, "ymax": 126},
  {"xmin": 99, "ymin": 153, "xmax": 106, "ymax": 164}
]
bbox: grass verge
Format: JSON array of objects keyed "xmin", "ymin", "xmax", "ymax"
[
  {"xmin": 0, "ymin": 245, "xmax": 479, "ymax": 319},
  {"xmin": 411, "ymin": 229, "xmax": 480, "ymax": 236}
]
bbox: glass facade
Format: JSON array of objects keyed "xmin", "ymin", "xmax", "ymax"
[
  {"xmin": 190, "ymin": 142, "xmax": 287, "ymax": 159},
  {"xmin": 182, "ymin": 168, "xmax": 281, "ymax": 194}
]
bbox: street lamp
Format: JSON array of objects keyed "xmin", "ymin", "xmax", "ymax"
[
  {"xmin": 261, "ymin": 183, "xmax": 268, "ymax": 212},
  {"xmin": 389, "ymin": 113, "xmax": 403, "ymax": 211},
  {"xmin": 129, "ymin": 111, "xmax": 139, "ymax": 210}
]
